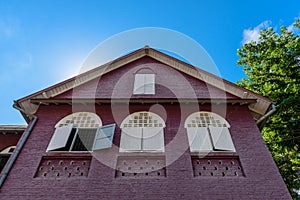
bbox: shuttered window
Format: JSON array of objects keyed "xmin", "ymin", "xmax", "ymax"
[
  {"xmin": 143, "ymin": 128, "xmax": 164, "ymax": 151},
  {"xmin": 209, "ymin": 126, "xmax": 235, "ymax": 151},
  {"xmin": 47, "ymin": 124, "xmax": 74, "ymax": 151},
  {"xmin": 185, "ymin": 112, "xmax": 236, "ymax": 152},
  {"xmin": 120, "ymin": 112, "xmax": 165, "ymax": 152},
  {"xmin": 120, "ymin": 127, "xmax": 143, "ymax": 151},
  {"xmin": 187, "ymin": 127, "xmax": 213, "ymax": 151},
  {"xmin": 47, "ymin": 112, "xmax": 115, "ymax": 152},
  {"xmin": 133, "ymin": 74, "xmax": 155, "ymax": 94}
]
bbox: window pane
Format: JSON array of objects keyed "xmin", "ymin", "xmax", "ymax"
[
  {"xmin": 209, "ymin": 126, "xmax": 235, "ymax": 151},
  {"xmin": 93, "ymin": 124, "xmax": 116, "ymax": 150},
  {"xmin": 187, "ymin": 127, "xmax": 213, "ymax": 152},
  {"xmin": 71, "ymin": 128, "xmax": 97, "ymax": 151}
]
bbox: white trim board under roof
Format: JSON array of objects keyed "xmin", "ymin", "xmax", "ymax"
[{"xmin": 15, "ymin": 46, "xmax": 273, "ymax": 124}]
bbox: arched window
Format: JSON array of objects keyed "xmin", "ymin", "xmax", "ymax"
[
  {"xmin": 1, "ymin": 146, "xmax": 16, "ymax": 154},
  {"xmin": 0, "ymin": 146, "xmax": 16, "ymax": 173},
  {"xmin": 120, "ymin": 112, "xmax": 165, "ymax": 152},
  {"xmin": 185, "ymin": 112, "xmax": 235, "ymax": 152},
  {"xmin": 47, "ymin": 112, "xmax": 115, "ymax": 152}
]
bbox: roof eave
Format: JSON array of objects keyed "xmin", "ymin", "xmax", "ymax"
[{"xmin": 15, "ymin": 46, "xmax": 273, "ymax": 123}]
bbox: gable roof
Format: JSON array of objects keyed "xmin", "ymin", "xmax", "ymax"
[{"xmin": 15, "ymin": 46, "xmax": 273, "ymax": 124}]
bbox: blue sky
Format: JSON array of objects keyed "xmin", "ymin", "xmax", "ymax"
[{"xmin": 0, "ymin": 0, "xmax": 299, "ymax": 125}]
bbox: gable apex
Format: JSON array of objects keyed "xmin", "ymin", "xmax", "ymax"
[{"xmin": 16, "ymin": 46, "xmax": 273, "ymax": 124}]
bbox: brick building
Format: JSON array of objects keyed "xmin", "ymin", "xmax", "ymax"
[
  {"xmin": 0, "ymin": 47, "xmax": 291, "ymax": 199},
  {"xmin": 0, "ymin": 125, "xmax": 26, "ymax": 174}
]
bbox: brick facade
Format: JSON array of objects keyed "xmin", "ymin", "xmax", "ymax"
[{"xmin": 0, "ymin": 56, "xmax": 291, "ymax": 199}]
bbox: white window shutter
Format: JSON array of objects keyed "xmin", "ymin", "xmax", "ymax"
[
  {"xmin": 92, "ymin": 124, "xmax": 116, "ymax": 151},
  {"xmin": 47, "ymin": 124, "xmax": 73, "ymax": 151},
  {"xmin": 209, "ymin": 126, "xmax": 236, "ymax": 151},
  {"xmin": 144, "ymin": 74, "xmax": 155, "ymax": 94},
  {"xmin": 187, "ymin": 127, "xmax": 213, "ymax": 152},
  {"xmin": 143, "ymin": 127, "xmax": 164, "ymax": 151},
  {"xmin": 119, "ymin": 127, "xmax": 143, "ymax": 152},
  {"xmin": 133, "ymin": 74, "xmax": 145, "ymax": 94}
]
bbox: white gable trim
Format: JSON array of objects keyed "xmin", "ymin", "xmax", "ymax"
[{"xmin": 17, "ymin": 47, "xmax": 272, "ymax": 122}]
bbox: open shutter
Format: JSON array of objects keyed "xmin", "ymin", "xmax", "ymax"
[
  {"xmin": 143, "ymin": 127, "xmax": 164, "ymax": 151},
  {"xmin": 119, "ymin": 127, "xmax": 142, "ymax": 152},
  {"xmin": 92, "ymin": 124, "xmax": 116, "ymax": 151},
  {"xmin": 133, "ymin": 74, "xmax": 145, "ymax": 94},
  {"xmin": 144, "ymin": 74, "xmax": 155, "ymax": 94},
  {"xmin": 187, "ymin": 127, "xmax": 213, "ymax": 152},
  {"xmin": 47, "ymin": 124, "xmax": 73, "ymax": 151},
  {"xmin": 209, "ymin": 126, "xmax": 236, "ymax": 151}
]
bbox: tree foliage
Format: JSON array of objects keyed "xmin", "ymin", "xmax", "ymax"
[{"xmin": 237, "ymin": 18, "xmax": 300, "ymax": 199}]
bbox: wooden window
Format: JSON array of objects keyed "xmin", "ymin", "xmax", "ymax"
[
  {"xmin": 133, "ymin": 74, "xmax": 155, "ymax": 94},
  {"xmin": 185, "ymin": 112, "xmax": 235, "ymax": 152},
  {"xmin": 71, "ymin": 128, "xmax": 97, "ymax": 151},
  {"xmin": 47, "ymin": 112, "xmax": 116, "ymax": 152},
  {"xmin": 187, "ymin": 127, "xmax": 213, "ymax": 151},
  {"xmin": 120, "ymin": 112, "xmax": 165, "ymax": 152},
  {"xmin": 47, "ymin": 124, "xmax": 74, "ymax": 151},
  {"xmin": 92, "ymin": 124, "xmax": 116, "ymax": 151},
  {"xmin": 209, "ymin": 126, "xmax": 235, "ymax": 151}
]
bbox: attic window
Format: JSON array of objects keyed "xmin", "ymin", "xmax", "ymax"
[{"xmin": 133, "ymin": 74, "xmax": 155, "ymax": 94}]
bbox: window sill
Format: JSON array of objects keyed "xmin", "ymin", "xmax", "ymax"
[
  {"xmin": 44, "ymin": 151, "xmax": 92, "ymax": 157},
  {"xmin": 190, "ymin": 151, "xmax": 238, "ymax": 157},
  {"xmin": 118, "ymin": 152, "xmax": 165, "ymax": 157}
]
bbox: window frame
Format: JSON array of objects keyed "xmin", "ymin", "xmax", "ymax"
[
  {"xmin": 119, "ymin": 112, "xmax": 165, "ymax": 152},
  {"xmin": 47, "ymin": 112, "xmax": 115, "ymax": 152},
  {"xmin": 47, "ymin": 125, "xmax": 116, "ymax": 152},
  {"xmin": 133, "ymin": 74, "xmax": 155, "ymax": 95},
  {"xmin": 185, "ymin": 112, "xmax": 236, "ymax": 153}
]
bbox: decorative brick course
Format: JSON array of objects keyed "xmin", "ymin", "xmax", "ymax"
[
  {"xmin": 191, "ymin": 156, "xmax": 244, "ymax": 177},
  {"xmin": 115, "ymin": 156, "xmax": 166, "ymax": 178},
  {"xmin": 34, "ymin": 156, "xmax": 92, "ymax": 179}
]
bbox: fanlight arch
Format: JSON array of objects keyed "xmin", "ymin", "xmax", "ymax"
[
  {"xmin": 55, "ymin": 112, "xmax": 102, "ymax": 128},
  {"xmin": 185, "ymin": 111, "xmax": 230, "ymax": 128},
  {"xmin": 121, "ymin": 111, "xmax": 165, "ymax": 128},
  {"xmin": 1, "ymin": 146, "xmax": 16, "ymax": 153}
]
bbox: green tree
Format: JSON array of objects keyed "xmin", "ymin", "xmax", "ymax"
[{"xmin": 237, "ymin": 18, "xmax": 300, "ymax": 199}]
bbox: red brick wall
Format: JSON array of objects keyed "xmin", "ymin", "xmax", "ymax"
[
  {"xmin": 56, "ymin": 57, "xmax": 238, "ymax": 99},
  {"xmin": 0, "ymin": 103, "xmax": 291, "ymax": 199},
  {"xmin": 0, "ymin": 134, "xmax": 21, "ymax": 152}
]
